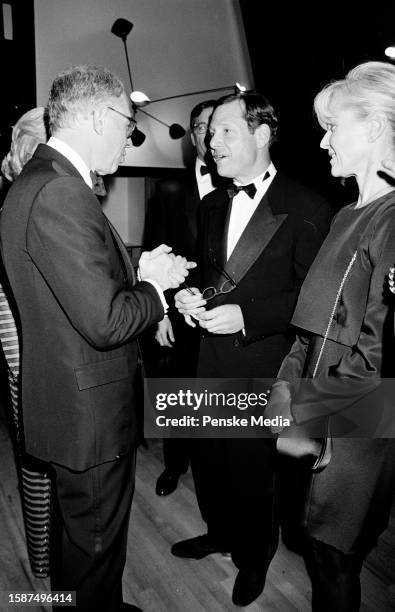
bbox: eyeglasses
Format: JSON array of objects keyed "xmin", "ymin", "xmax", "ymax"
[
  {"xmin": 107, "ymin": 106, "xmax": 137, "ymax": 138},
  {"xmin": 202, "ymin": 254, "xmax": 237, "ymax": 301},
  {"xmin": 192, "ymin": 122, "xmax": 208, "ymax": 134},
  {"xmin": 182, "ymin": 254, "xmax": 236, "ymax": 301}
]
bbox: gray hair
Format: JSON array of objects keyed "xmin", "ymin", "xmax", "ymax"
[
  {"xmin": 48, "ymin": 65, "xmax": 125, "ymax": 133},
  {"xmin": 314, "ymin": 61, "xmax": 395, "ymax": 142}
]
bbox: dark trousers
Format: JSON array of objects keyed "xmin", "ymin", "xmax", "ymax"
[
  {"xmin": 163, "ymin": 438, "xmax": 189, "ymax": 475},
  {"xmin": 143, "ymin": 315, "xmax": 199, "ymax": 477},
  {"xmin": 50, "ymin": 451, "xmax": 136, "ymax": 612},
  {"xmin": 306, "ymin": 538, "xmax": 364, "ymax": 612},
  {"xmin": 190, "ymin": 437, "xmax": 278, "ymax": 570}
]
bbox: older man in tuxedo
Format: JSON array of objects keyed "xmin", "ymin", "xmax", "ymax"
[
  {"xmin": 0, "ymin": 65, "xmax": 193, "ymax": 612},
  {"xmin": 144, "ymin": 99, "xmax": 221, "ymax": 496},
  {"xmin": 173, "ymin": 92, "xmax": 332, "ymax": 607}
]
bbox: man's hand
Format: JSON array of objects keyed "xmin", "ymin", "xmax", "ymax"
[
  {"xmin": 139, "ymin": 244, "xmax": 196, "ymax": 291},
  {"xmin": 197, "ymin": 304, "xmax": 244, "ymax": 334},
  {"xmin": 265, "ymin": 380, "xmax": 293, "ymax": 434},
  {"xmin": 155, "ymin": 317, "xmax": 175, "ymax": 347},
  {"xmin": 174, "ymin": 288, "xmax": 207, "ymax": 328}
]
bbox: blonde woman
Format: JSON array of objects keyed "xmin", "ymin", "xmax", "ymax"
[
  {"xmin": 0, "ymin": 106, "xmax": 50, "ymax": 577},
  {"xmin": 266, "ymin": 62, "xmax": 395, "ymax": 611}
]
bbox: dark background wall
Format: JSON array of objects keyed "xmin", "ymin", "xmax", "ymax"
[
  {"xmin": 240, "ymin": 2, "xmax": 395, "ymax": 208},
  {"xmin": 0, "ymin": 0, "xmax": 36, "ymax": 160}
]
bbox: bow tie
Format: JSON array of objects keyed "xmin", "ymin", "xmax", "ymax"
[
  {"xmin": 90, "ymin": 171, "xmax": 107, "ymax": 197},
  {"xmin": 226, "ymin": 170, "xmax": 270, "ymax": 200},
  {"xmin": 227, "ymin": 182, "xmax": 257, "ymax": 199},
  {"xmin": 200, "ymin": 164, "xmax": 210, "ymax": 176}
]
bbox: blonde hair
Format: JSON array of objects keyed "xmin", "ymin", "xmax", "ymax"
[
  {"xmin": 314, "ymin": 61, "xmax": 395, "ymax": 139},
  {"xmin": 1, "ymin": 107, "xmax": 48, "ymax": 181}
]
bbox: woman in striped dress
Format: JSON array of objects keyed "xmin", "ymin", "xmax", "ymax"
[{"xmin": 0, "ymin": 107, "xmax": 51, "ymax": 578}]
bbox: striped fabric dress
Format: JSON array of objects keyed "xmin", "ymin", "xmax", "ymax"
[{"xmin": 0, "ymin": 282, "xmax": 52, "ymax": 578}]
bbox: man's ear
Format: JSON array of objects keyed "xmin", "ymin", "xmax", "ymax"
[
  {"xmin": 92, "ymin": 106, "xmax": 107, "ymax": 136},
  {"xmin": 190, "ymin": 130, "xmax": 196, "ymax": 148},
  {"xmin": 255, "ymin": 123, "xmax": 271, "ymax": 149},
  {"xmin": 368, "ymin": 112, "xmax": 387, "ymax": 142}
]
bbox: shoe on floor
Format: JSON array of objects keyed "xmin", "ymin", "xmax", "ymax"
[
  {"xmin": 171, "ymin": 534, "xmax": 229, "ymax": 559},
  {"xmin": 155, "ymin": 470, "xmax": 180, "ymax": 496},
  {"xmin": 232, "ymin": 568, "xmax": 267, "ymax": 607}
]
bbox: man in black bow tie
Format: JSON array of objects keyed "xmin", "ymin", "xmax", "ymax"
[
  {"xmin": 144, "ymin": 100, "xmax": 222, "ymax": 497},
  {"xmin": 173, "ymin": 92, "xmax": 332, "ymax": 607},
  {"xmin": 0, "ymin": 65, "xmax": 194, "ymax": 612}
]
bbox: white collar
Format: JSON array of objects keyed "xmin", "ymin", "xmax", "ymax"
[
  {"xmin": 234, "ymin": 162, "xmax": 276, "ymax": 187},
  {"xmin": 47, "ymin": 136, "xmax": 93, "ymax": 188}
]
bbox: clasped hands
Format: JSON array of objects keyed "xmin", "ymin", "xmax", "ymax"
[
  {"xmin": 174, "ymin": 287, "xmax": 244, "ymax": 334},
  {"xmin": 139, "ymin": 244, "xmax": 196, "ymax": 291}
]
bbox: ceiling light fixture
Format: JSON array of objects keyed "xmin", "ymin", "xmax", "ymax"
[{"xmin": 111, "ymin": 19, "xmax": 248, "ymax": 145}]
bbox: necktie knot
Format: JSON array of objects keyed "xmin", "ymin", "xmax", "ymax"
[
  {"xmin": 90, "ymin": 171, "xmax": 107, "ymax": 197},
  {"xmin": 200, "ymin": 164, "xmax": 209, "ymax": 176}
]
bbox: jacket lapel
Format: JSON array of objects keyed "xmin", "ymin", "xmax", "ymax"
[
  {"xmin": 224, "ymin": 194, "xmax": 287, "ymax": 285},
  {"xmin": 206, "ymin": 194, "xmax": 230, "ymax": 272}
]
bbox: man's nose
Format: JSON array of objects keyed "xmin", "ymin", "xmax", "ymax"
[
  {"xmin": 320, "ymin": 131, "xmax": 330, "ymax": 149},
  {"xmin": 210, "ymin": 132, "xmax": 221, "ymax": 148}
]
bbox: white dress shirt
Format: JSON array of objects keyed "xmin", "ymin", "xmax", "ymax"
[
  {"xmin": 46, "ymin": 137, "xmax": 167, "ymax": 310},
  {"xmin": 195, "ymin": 158, "xmax": 215, "ymax": 200},
  {"xmin": 47, "ymin": 136, "xmax": 93, "ymax": 187},
  {"xmin": 227, "ymin": 163, "xmax": 277, "ymax": 260}
]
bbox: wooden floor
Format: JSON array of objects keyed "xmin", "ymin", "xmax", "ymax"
[{"xmin": 1, "ymin": 396, "xmax": 395, "ymax": 611}]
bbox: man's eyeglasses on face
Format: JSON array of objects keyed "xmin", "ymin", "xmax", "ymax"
[
  {"xmin": 107, "ymin": 106, "xmax": 137, "ymax": 138},
  {"xmin": 192, "ymin": 122, "xmax": 208, "ymax": 135}
]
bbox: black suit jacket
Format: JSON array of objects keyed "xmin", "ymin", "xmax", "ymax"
[
  {"xmin": 198, "ymin": 170, "xmax": 333, "ymax": 378},
  {"xmin": 0, "ymin": 144, "xmax": 164, "ymax": 470}
]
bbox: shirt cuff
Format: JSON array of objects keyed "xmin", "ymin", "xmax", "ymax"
[{"xmin": 137, "ymin": 269, "xmax": 168, "ymax": 312}]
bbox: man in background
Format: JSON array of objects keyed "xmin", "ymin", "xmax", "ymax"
[
  {"xmin": 174, "ymin": 92, "xmax": 332, "ymax": 607},
  {"xmin": 144, "ymin": 100, "xmax": 220, "ymax": 496},
  {"xmin": 0, "ymin": 65, "xmax": 193, "ymax": 612}
]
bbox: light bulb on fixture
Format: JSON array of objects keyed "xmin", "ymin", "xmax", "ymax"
[
  {"xmin": 385, "ymin": 45, "xmax": 395, "ymax": 59},
  {"xmin": 130, "ymin": 91, "xmax": 151, "ymax": 106},
  {"xmin": 235, "ymin": 82, "xmax": 246, "ymax": 92}
]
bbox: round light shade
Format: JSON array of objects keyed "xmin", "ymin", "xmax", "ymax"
[
  {"xmin": 130, "ymin": 91, "xmax": 151, "ymax": 106},
  {"xmin": 385, "ymin": 45, "xmax": 395, "ymax": 59},
  {"xmin": 111, "ymin": 18, "xmax": 133, "ymax": 41},
  {"xmin": 131, "ymin": 128, "xmax": 146, "ymax": 147},
  {"xmin": 169, "ymin": 123, "xmax": 186, "ymax": 139}
]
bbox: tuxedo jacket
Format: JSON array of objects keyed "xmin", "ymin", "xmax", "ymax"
[
  {"xmin": 197, "ymin": 170, "xmax": 333, "ymax": 378},
  {"xmin": 0, "ymin": 144, "xmax": 164, "ymax": 470}
]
